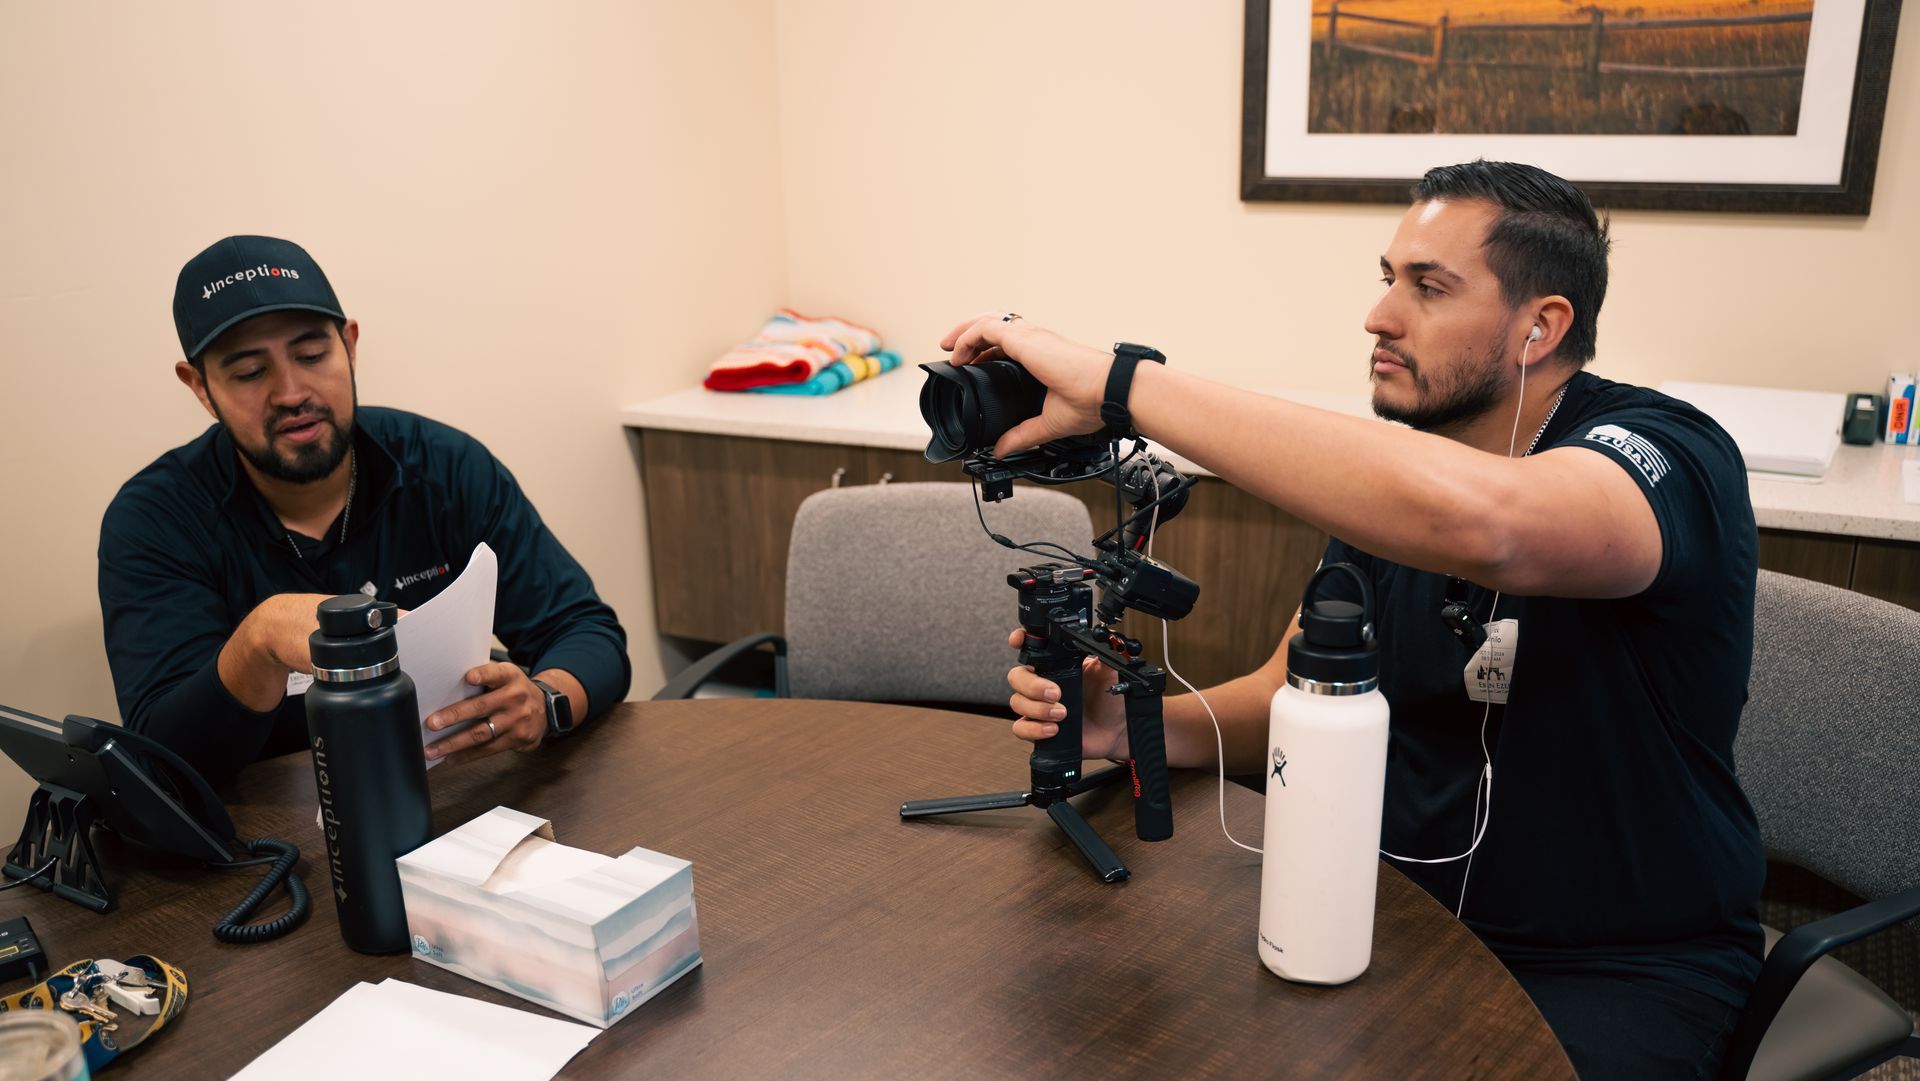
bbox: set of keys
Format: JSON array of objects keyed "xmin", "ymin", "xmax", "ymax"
[{"xmin": 57, "ymin": 959, "xmax": 161, "ymax": 1030}]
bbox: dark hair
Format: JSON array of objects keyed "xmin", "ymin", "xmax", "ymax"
[
  {"xmin": 1411, "ymin": 161, "xmax": 1610, "ymax": 365},
  {"xmin": 189, "ymin": 316, "xmax": 350, "ymax": 374}
]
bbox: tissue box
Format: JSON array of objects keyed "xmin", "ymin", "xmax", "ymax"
[{"xmin": 396, "ymin": 807, "xmax": 701, "ymax": 1028}]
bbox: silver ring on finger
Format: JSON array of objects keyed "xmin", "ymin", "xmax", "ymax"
[
  {"xmin": 484, "ymin": 718, "xmax": 499, "ymax": 740},
  {"xmin": 1001, "ymin": 312, "xmax": 1022, "ymax": 323}
]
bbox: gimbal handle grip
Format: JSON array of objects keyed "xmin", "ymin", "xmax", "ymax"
[
  {"xmin": 1123, "ymin": 692, "xmax": 1173, "ymax": 842},
  {"xmin": 1021, "ymin": 635, "xmax": 1084, "ymax": 784}
]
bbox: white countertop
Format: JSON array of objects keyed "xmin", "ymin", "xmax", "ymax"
[
  {"xmin": 623, "ymin": 370, "xmax": 1920, "ymax": 543},
  {"xmin": 1747, "ymin": 445, "xmax": 1920, "ymax": 542}
]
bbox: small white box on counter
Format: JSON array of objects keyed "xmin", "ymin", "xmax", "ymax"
[{"xmin": 397, "ymin": 807, "xmax": 701, "ymax": 1028}]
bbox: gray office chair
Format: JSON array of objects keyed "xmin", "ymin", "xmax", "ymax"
[
  {"xmin": 1720, "ymin": 570, "xmax": 1920, "ymax": 1081},
  {"xmin": 654, "ymin": 481, "xmax": 1093, "ymax": 707}
]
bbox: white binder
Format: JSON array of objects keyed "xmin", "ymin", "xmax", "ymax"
[{"xmin": 1658, "ymin": 381, "xmax": 1844, "ymax": 478}]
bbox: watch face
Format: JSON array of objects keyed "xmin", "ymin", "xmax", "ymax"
[{"xmin": 535, "ymin": 680, "xmax": 574, "ymax": 734}]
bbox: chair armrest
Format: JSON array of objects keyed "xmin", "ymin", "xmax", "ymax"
[
  {"xmin": 1719, "ymin": 884, "xmax": 1920, "ymax": 1080},
  {"xmin": 652, "ymin": 633, "xmax": 788, "ymax": 701}
]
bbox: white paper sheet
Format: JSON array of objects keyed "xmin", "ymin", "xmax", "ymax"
[
  {"xmin": 397, "ymin": 543, "xmax": 498, "ymax": 767},
  {"xmin": 229, "ymin": 978, "xmax": 599, "ymax": 1081}
]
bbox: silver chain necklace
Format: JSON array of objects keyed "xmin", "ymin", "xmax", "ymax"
[
  {"xmin": 1521, "ymin": 384, "xmax": 1570, "ymax": 457},
  {"xmin": 285, "ymin": 448, "xmax": 356, "ymax": 562}
]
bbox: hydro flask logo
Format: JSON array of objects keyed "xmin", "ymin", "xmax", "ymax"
[
  {"xmin": 1271, "ymin": 748, "xmax": 1288, "ymax": 787},
  {"xmin": 312, "ymin": 736, "xmax": 348, "ymax": 903}
]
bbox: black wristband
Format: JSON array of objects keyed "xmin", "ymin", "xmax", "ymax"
[
  {"xmin": 1100, "ymin": 342, "xmax": 1166, "ymax": 437},
  {"xmin": 534, "ymin": 678, "xmax": 575, "ymax": 740}
]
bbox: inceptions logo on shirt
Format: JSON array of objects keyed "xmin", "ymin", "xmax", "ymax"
[
  {"xmin": 393, "ymin": 563, "xmax": 451, "ymax": 592},
  {"xmin": 1583, "ymin": 424, "xmax": 1670, "ymax": 487}
]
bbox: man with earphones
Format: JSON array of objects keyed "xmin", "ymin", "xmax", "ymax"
[{"xmin": 964, "ymin": 161, "xmax": 1763, "ymax": 1080}]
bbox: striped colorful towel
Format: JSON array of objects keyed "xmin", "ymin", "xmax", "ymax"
[
  {"xmin": 747, "ymin": 350, "xmax": 902, "ymax": 396},
  {"xmin": 705, "ymin": 309, "xmax": 885, "ymax": 391}
]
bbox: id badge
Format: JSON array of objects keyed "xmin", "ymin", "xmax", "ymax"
[
  {"xmin": 1463, "ymin": 618, "xmax": 1519, "ymax": 704},
  {"xmin": 286, "ymin": 671, "xmax": 314, "ymax": 697}
]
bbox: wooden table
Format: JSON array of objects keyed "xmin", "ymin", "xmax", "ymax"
[{"xmin": 5, "ymin": 701, "xmax": 1574, "ymax": 1079}]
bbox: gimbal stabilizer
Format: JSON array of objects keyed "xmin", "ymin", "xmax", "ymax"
[{"xmin": 900, "ymin": 443, "xmax": 1198, "ymax": 882}]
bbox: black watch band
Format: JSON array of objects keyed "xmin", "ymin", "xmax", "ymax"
[
  {"xmin": 1100, "ymin": 342, "xmax": 1166, "ymax": 437},
  {"xmin": 533, "ymin": 678, "xmax": 575, "ymax": 740}
]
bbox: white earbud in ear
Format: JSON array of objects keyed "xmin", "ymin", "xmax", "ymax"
[{"xmin": 1528, "ymin": 324, "xmax": 1543, "ymax": 342}]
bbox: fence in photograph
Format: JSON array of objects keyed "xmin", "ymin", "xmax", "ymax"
[{"xmin": 1313, "ymin": 3, "xmax": 1812, "ymax": 95}]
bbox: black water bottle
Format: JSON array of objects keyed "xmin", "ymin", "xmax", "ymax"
[{"xmin": 305, "ymin": 594, "xmax": 431, "ymax": 953}]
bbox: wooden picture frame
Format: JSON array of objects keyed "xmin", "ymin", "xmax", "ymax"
[{"xmin": 1242, "ymin": 0, "xmax": 1905, "ymax": 213}]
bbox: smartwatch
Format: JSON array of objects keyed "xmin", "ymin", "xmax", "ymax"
[
  {"xmin": 533, "ymin": 679, "xmax": 575, "ymax": 740},
  {"xmin": 1100, "ymin": 342, "xmax": 1166, "ymax": 438}
]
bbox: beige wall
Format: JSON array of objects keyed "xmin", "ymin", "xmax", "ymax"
[
  {"xmin": 0, "ymin": 2, "xmax": 785, "ymax": 836},
  {"xmin": 2, "ymin": 1, "xmax": 1913, "ymax": 842},
  {"xmin": 773, "ymin": 1, "xmax": 1918, "ymax": 398}
]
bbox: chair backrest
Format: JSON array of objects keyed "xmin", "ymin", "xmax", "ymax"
[
  {"xmin": 1736, "ymin": 570, "xmax": 1920, "ymax": 901},
  {"xmin": 783, "ymin": 481, "xmax": 1093, "ymax": 707}
]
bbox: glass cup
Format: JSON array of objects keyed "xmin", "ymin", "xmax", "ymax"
[{"xmin": 0, "ymin": 1011, "xmax": 89, "ymax": 1081}]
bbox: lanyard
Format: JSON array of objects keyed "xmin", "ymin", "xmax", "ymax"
[{"xmin": 0, "ymin": 955, "xmax": 189, "ymax": 1073}]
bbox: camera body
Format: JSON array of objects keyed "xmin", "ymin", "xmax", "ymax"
[{"xmin": 919, "ymin": 357, "xmax": 1198, "ymax": 623}]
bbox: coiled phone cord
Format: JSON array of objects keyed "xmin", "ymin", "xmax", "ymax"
[{"xmin": 209, "ymin": 839, "xmax": 310, "ymax": 944}]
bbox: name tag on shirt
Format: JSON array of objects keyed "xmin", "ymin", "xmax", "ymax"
[
  {"xmin": 287, "ymin": 672, "xmax": 314, "ymax": 697},
  {"xmin": 1463, "ymin": 618, "xmax": 1519, "ymax": 704}
]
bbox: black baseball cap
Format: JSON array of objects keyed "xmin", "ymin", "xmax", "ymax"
[{"xmin": 172, "ymin": 235, "xmax": 346, "ymax": 361}]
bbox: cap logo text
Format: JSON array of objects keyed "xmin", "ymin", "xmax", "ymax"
[{"xmin": 202, "ymin": 263, "xmax": 301, "ymax": 300}]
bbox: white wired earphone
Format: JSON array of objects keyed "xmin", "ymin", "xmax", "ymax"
[
  {"xmin": 1173, "ymin": 323, "xmax": 1546, "ymax": 917},
  {"xmin": 1377, "ymin": 320, "xmax": 1542, "ymax": 916}
]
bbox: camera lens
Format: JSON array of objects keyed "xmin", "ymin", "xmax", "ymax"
[{"xmin": 918, "ymin": 361, "xmax": 1047, "ymax": 462}]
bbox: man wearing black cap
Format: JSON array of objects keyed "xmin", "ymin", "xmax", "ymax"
[{"xmin": 97, "ymin": 235, "xmax": 631, "ymax": 786}]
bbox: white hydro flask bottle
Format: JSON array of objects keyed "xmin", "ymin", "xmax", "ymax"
[{"xmin": 1258, "ymin": 562, "xmax": 1390, "ymax": 984}]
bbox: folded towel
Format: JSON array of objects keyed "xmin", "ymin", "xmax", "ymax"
[
  {"xmin": 747, "ymin": 350, "xmax": 902, "ymax": 396},
  {"xmin": 705, "ymin": 309, "xmax": 885, "ymax": 391}
]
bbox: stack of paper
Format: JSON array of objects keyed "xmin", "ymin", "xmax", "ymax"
[
  {"xmin": 230, "ymin": 978, "xmax": 601, "ymax": 1081},
  {"xmin": 1659, "ymin": 381, "xmax": 1845, "ymax": 478}
]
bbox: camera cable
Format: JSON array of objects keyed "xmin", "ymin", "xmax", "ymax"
[{"xmin": 1140, "ymin": 467, "xmax": 1261, "ymax": 855}]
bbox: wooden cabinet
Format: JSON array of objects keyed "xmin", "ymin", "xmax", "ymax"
[
  {"xmin": 638, "ymin": 429, "xmax": 1920, "ymax": 688},
  {"xmin": 1754, "ymin": 529, "xmax": 1920, "ymax": 610},
  {"xmin": 639, "ymin": 431, "xmax": 1330, "ymax": 687},
  {"xmin": 1755, "ymin": 529, "xmax": 1855, "ymax": 589},
  {"xmin": 1854, "ymin": 537, "xmax": 1920, "ymax": 610}
]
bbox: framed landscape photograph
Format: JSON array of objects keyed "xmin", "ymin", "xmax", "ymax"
[{"xmin": 1241, "ymin": 0, "xmax": 1905, "ymax": 213}]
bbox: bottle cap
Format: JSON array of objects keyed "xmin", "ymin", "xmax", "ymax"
[
  {"xmin": 1287, "ymin": 566, "xmax": 1380, "ymax": 685},
  {"xmin": 309, "ymin": 595, "xmax": 400, "ymax": 675}
]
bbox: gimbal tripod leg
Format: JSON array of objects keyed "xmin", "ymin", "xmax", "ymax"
[
  {"xmin": 1045, "ymin": 800, "xmax": 1128, "ymax": 883},
  {"xmin": 1065, "ymin": 763, "xmax": 1128, "ymax": 797},
  {"xmin": 899, "ymin": 790, "xmax": 1030, "ymax": 818},
  {"xmin": 899, "ymin": 765, "xmax": 1133, "ymax": 882}
]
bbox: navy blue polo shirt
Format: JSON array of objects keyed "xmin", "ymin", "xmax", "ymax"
[
  {"xmin": 1319, "ymin": 371, "xmax": 1765, "ymax": 1010},
  {"xmin": 98, "ymin": 406, "xmax": 630, "ymax": 786}
]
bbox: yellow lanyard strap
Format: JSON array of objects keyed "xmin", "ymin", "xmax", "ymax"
[{"xmin": 0, "ymin": 955, "xmax": 189, "ymax": 1072}]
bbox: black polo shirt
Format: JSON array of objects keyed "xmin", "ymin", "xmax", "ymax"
[
  {"xmin": 1319, "ymin": 371, "xmax": 1765, "ymax": 1009},
  {"xmin": 98, "ymin": 406, "xmax": 630, "ymax": 786}
]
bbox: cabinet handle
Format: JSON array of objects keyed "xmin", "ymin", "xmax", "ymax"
[
  {"xmin": 831, "ymin": 466, "xmax": 847, "ymax": 489},
  {"xmin": 877, "ymin": 472, "xmax": 893, "ymax": 485}
]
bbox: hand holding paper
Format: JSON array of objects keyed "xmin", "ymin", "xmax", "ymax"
[
  {"xmin": 395, "ymin": 542, "xmax": 498, "ymax": 767},
  {"xmin": 423, "ymin": 659, "xmax": 554, "ymax": 762}
]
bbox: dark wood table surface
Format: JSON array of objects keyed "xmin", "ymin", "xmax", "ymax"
[{"xmin": 3, "ymin": 700, "xmax": 1574, "ymax": 1079}]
